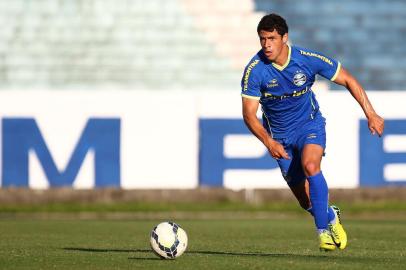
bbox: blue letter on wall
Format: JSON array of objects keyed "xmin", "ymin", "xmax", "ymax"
[
  {"xmin": 2, "ymin": 118, "xmax": 120, "ymax": 187},
  {"xmin": 199, "ymin": 119, "xmax": 278, "ymax": 187},
  {"xmin": 360, "ymin": 119, "xmax": 406, "ymax": 186}
]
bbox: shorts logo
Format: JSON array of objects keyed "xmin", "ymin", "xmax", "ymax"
[
  {"xmin": 307, "ymin": 133, "xmax": 317, "ymax": 139},
  {"xmin": 293, "ymin": 72, "xmax": 307, "ymax": 86}
]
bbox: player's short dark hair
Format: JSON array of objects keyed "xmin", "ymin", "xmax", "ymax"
[{"xmin": 257, "ymin": 13, "xmax": 288, "ymax": 36}]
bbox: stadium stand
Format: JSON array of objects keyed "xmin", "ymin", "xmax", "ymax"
[
  {"xmin": 0, "ymin": 0, "xmax": 405, "ymax": 90},
  {"xmin": 0, "ymin": 0, "xmax": 248, "ymax": 90}
]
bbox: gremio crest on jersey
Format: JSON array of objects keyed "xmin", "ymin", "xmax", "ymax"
[{"xmin": 293, "ymin": 71, "xmax": 307, "ymax": 86}]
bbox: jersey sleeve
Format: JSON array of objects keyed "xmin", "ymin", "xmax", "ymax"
[
  {"xmin": 241, "ymin": 60, "xmax": 261, "ymax": 100},
  {"xmin": 300, "ymin": 49, "xmax": 341, "ymax": 81}
]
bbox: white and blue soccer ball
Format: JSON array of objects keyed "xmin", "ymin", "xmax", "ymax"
[{"xmin": 150, "ymin": 221, "xmax": 188, "ymax": 259}]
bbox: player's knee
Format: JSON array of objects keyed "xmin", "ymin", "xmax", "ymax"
[{"xmin": 303, "ymin": 162, "xmax": 320, "ymax": 177}]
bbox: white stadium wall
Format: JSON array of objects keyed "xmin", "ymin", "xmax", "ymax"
[
  {"xmin": 0, "ymin": 91, "xmax": 198, "ymax": 189},
  {"xmin": 0, "ymin": 90, "xmax": 405, "ymax": 189}
]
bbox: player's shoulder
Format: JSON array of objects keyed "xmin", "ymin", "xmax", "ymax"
[
  {"xmin": 291, "ymin": 45, "xmax": 334, "ymax": 65},
  {"xmin": 291, "ymin": 45, "xmax": 324, "ymax": 56}
]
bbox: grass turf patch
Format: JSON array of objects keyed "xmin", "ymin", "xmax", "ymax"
[
  {"xmin": 0, "ymin": 200, "xmax": 405, "ymax": 214},
  {"xmin": 0, "ymin": 217, "xmax": 405, "ymax": 270}
]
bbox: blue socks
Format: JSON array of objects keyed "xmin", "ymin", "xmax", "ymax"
[
  {"xmin": 307, "ymin": 171, "xmax": 329, "ymax": 232},
  {"xmin": 307, "ymin": 205, "xmax": 336, "ymax": 224},
  {"xmin": 327, "ymin": 206, "xmax": 336, "ymax": 224}
]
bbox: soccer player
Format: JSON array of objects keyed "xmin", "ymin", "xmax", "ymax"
[{"xmin": 241, "ymin": 13, "xmax": 384, "ymax": 251}]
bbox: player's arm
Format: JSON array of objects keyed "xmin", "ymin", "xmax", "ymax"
[
  {"xmin": 333, "ymin": 67, "xmax": 384, "ymax": 137},
  {"xmin": 242, "ymin": 97, "xmax": 289, "ymax": 159}
]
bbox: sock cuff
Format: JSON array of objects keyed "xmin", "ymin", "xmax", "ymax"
[{"xmin": 308, "ymin": 171, "xmax": 323, "ymax": 181}]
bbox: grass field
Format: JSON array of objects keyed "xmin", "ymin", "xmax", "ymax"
[{"xmin": 0, "ymin": 211, "xmax": 405, "ymax": 270}]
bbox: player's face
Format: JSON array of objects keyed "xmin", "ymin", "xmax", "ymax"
[{"xmin": 259, "ymin": 30, "xmax": 288, "ymax": 62}]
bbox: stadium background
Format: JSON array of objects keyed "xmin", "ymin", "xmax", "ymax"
[
  {"xmin": 0, "ymin": 0, "xmax": 405, "ymax": 190},
  {"xmin": 0, "ymin": 1, "xmax": 405, "ymax": 269}
]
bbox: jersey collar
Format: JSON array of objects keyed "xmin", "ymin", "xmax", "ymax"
[{"xmin": 272, "ymin": 45, "xmax": 291, "ymax": 71}]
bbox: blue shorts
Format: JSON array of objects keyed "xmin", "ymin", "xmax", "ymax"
[{"xmin": 275, "ymin": 116, "xmax": 326, "ymax": 187}]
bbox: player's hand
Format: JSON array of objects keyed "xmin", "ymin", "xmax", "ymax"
[
  {"xmin": 267, "ymin": 139, "xmax": 290, "ymax": 160},
  {"xmin": 367, "ymin": 113, "xmax": 384, "ymax": 137}
]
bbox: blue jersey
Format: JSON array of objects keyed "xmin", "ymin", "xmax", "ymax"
[{"xmin": 241, "ymin": 45, "xmax": 341, "ymax": 138}]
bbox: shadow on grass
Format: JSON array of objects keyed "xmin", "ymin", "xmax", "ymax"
[
  {"xmin": 64, "ymin": 247, "xmax": 388, "ymax": 264},
  {"xmin": 63, "ymin": 247, "xmax": 335, "ymax": 260},
  {"xmin": 64, "ymin": 247, "xmax": 138, "ymax": 253},
  {"xmin": 63, "ymin": 247, "xmax": 160, "ymax": 260}
]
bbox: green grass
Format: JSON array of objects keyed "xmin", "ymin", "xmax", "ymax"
[
  {"xmin": 0, "ymin": 216, "xmax": 405, "ymax": 270},
  {"xmin": 1, "ymin": 200, "xmax": 405, "ymax": 213}
]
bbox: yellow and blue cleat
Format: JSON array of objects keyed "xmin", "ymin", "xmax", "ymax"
[
  {"xmin": 329, "ymin": 205, "xmax": 348, "ymax": 249},
  {"xmin": 319, "ymin": 230, "xmax": 336, "ymax": 251}
]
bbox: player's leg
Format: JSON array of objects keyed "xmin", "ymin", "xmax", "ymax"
[
  {"xmin": 302, "ymin": 143, "xmax": 335, "ymax": 250},
  {"xmin": 275, "ymin": 138, "xmax": 340, "ymax": 250},
  {"xmin": 284, "ymin": 150, "xmax": 334, "ymax": 251},
  {"xmin": 289, "ymin": 178, "xmax": 310, "ymax": 210},
  {"xmin": 275, "ymin": 141, "xmax": 315, "ymax": 212},
  {"xmin": 289, "ymin": 178, "xmax": 339, "ymax": 224},
  {"xmin": 287, "ymin": 152, "xmax": 346, "ymax": 250},
  {"xmin": 278, "ymin": 143, "xmax": 330, "ymax": 218},
  {"xmin": 302, "ymin": 143, "xmax": 326, "ymax": 231}
]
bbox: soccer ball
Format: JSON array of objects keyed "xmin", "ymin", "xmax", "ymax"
[{"xmin": 150, "ymin": 221, "xmax": 188, "ymax": 259}]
